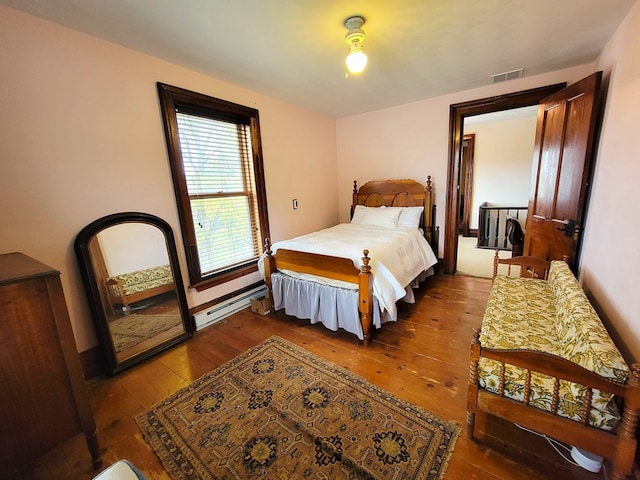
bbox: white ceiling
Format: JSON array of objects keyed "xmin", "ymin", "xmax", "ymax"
[{"xmin": 1, "ymin": 0, "xmax": 635, "ymax": 118}]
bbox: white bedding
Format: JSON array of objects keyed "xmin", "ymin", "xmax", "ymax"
[{"xmin": 258, "ymin": 223, "xmax": 438, "ymax": 317}]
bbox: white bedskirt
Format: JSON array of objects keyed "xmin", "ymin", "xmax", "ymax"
[
  {"xmin": 271, "ymin": 272, "xmax": 383, "ymax": 340},
  {"xmin": 270, "ymin": 267, "xmax": 433, "ymax": 340}
]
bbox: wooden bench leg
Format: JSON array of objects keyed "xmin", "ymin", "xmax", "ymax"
[
  {"xmin": 467, "ymin": 328, "xmax": 481, "ymax": 440},
  {"xmin": 611, "ymin": 409, "xmax": 637, "ymax": 479},
  {"xmin": 613, "ymin": 364, "xmax": 640, "ymax": 479},
  {"xmin": 467, "ymin": 411, "xmax": 477, "ymax": 440}
]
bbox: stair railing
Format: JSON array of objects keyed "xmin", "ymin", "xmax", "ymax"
[{"xmin": 477, "ymin": 203, "xmax": 527, "ymax": 251}]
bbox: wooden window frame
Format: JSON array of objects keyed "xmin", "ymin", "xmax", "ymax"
[{"xmin": 157, "ymin": 82, "xmax": 270, "ymax": 291}]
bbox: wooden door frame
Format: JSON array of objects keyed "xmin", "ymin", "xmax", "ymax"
[
  {"xmin": 444, "ymin": 83, "xmax": 566, "ymax": 274},
  {"xmin": 459, "ymin": 134, "xmax": 475, "ymax": 237}
]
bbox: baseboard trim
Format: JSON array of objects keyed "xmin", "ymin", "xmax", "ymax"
[
  {"xmin": 190, "ymin": 280, "xmax": 265, "ymax": 317},
  {"xmin": 79, "ymin": 345, "xmax": 108, "ymax": 379}
]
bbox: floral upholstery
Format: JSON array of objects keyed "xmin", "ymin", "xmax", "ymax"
[
  {"xmin": 110, "ymin": 264, "xmax": 173, "ymax": 295},
  {"xmin": 479, "ymin": 276, "xmax": 559, "ymax": 355},
  {"xmin": 549, "ymin": 261, "xmax": 628, "ymax": 383},
  {"xmin": 478, "ymin": 358, "xmax": 622, "ymax": 430},
  {"xmin": 478, "ymin": 261, "xmax": 628, "ymax": 431}
]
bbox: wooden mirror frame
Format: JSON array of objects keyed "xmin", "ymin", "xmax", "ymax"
[
  {"xmin": 444, "ymin": 83, "xmax": 567, "ymax": 274},
  {"xmin": 75, "ymin": 212, "xmax": 193, "ymax": 374}
]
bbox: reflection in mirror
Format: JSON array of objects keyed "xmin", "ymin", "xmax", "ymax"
[{"xmin": 75, "ymin": 212, "xmax": 193, "ymax": 374}]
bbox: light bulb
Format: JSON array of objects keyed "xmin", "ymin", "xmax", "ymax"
[{"xmin": 346, "ymin": 47, "xmax": 368, "ymax": 74}]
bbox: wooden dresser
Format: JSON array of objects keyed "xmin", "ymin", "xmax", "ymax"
[{"xmin": 0, "ymin": 252, "xmax": 101, "ymax": 473}]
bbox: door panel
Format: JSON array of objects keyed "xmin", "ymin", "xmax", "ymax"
[
  {"xmin": 557, "ymin": 93, "xmax": 594, "ymax": 219},
  {"xmin": 523, "ymin": 72, "xmax": 602, "ymax": 268},
  {"xmin": 532, "ymin": 102, "xmax": 564, "ymax": 220}
]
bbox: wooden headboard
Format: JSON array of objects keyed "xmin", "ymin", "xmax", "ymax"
[{"xmin": 350, "ymin": 176, "xmax": 438, "ymax": 253}]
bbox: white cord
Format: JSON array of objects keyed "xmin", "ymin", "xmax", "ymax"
[{"xmin": 514, "ymin": 423, "xmax": 580, "ymax": 467}]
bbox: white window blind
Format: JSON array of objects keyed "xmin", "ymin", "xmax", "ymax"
[{"xmin": 176, "ymin": 112, "xmax": 262, "ymax": 276}]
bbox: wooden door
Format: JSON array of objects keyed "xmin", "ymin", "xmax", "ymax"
[{"xmin": 523, "ymin": 72, "xmax": 602, "ymax": 268}]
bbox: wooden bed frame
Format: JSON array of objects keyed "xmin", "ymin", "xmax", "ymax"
[{"xmin": 262, "ymin": 176, "xmax": 438, "ymax": 345}]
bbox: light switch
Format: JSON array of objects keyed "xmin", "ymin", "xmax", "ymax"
[{"xmin": 293, "ymin": 199, "xmax": 298, "ymax": 209}]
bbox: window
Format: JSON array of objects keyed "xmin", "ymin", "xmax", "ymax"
[{"xmin": 157, "ymin": 83, "xmax": 270, "ymax": 290}]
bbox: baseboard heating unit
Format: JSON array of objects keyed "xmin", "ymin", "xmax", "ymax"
[{"xmin": 193, "ymin": 285, "xmax": 267, "ymax": 331}]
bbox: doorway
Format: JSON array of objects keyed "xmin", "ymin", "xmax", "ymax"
[
  {"xmin": 443, "ymin": 83, "xmax": 566, "ymax": 275},
  {"xmin": 455, "ymin": 107, "xmax": 538, "ymax": 277}
]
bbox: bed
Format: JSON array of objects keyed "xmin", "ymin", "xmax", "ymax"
[{"xmin": 260, "ymin": 177, "xmax": 439, "ymax": 344}]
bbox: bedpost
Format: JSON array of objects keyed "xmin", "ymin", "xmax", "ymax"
[
  {"xmin": 351, "ymin": 180, "xmax": 358, "ymax": 219},
  {"xmin": 423, "ymin": 175, "xmax": 439, "ymax": 255},
  {"xmin": 467, "ymin": 328, "xmax": 481, "ymax": 439},
  {"xmin": 263, "ymin": 239, "xmax": 275, "ymax": 303},
  {"xmin": 424, "ymin": 176, "xmax": 433, "ymax": 245},
  {"xmin": 358, "ymin": 249, "xmax": 373, "ymax": 346}
]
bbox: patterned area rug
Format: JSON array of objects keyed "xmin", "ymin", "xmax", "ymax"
[
  {"xmin": 110, "ymin": 313, "xmax": 181, "ymax": 353},
  {"xmin": 136, "ymin": 336, "xmax": 459, "ymax": 479}
]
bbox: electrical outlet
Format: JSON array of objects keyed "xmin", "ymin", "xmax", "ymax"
[{"xmin": 292, "ymin": 199, "xmax": 298, "ymax": 209}]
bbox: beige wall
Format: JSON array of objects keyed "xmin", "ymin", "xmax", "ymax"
[
  {"xmin": 3, "ymin": 3, "xmax": 639, "ymax": 365},
  {"xmin": 335, "ymin": 3, "xmax": 640, "ymax": 362},
  {"xmin": 465, "ymin": 113, "xmax": 537, "ymax": 230},
  {"xmin": 0, "ymin": 6, "xmax": 338, "ymax": 353},
  {"xmin": 580, "ymin": 0, "xmax": 640, "ymax": 362},
  {"xmin": 335, "ymin": 64, "xmax": 594, "ymax": 257}
]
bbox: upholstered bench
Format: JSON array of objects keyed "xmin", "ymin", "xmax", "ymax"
[
  {"xmin": 467, "ymin": 259, "xmax": 640, "ymax": 479},
  {"xmin": 105, "ymin": 264, "xmax": 174, "ymax": 311}
]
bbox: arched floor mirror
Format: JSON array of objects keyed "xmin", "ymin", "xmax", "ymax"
[{"xmin": 75, "ymin": 212, "xmax": 193, "ymax": 374}]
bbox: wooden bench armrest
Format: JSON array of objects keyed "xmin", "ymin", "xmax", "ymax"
[
  {"xmin": 479, "ymin": 345, "xmax": 628, "ymax": 397},
  {"xmin": 105, "ymin": 277, "xmax": 126, "ymax": 297},
  {"xmin": 492, "ymin": 251, "xmax": 551, "ymax": 279}
]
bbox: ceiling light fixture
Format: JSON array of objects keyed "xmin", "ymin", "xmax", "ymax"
[{"xmin": 344, "ymin": 16, "xmax": 367, "ymax": 74}]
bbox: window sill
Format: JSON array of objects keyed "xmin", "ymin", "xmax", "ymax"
[{"xmin": 190, "ymin": 263, "xmax": 259, "ymax": 292}]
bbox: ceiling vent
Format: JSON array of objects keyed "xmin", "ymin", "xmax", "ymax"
[{"xmin": 491, "ymin": 68, "xmax": 524, "ymax": 83}]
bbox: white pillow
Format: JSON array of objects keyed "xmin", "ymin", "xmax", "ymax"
[
  {"xmin": 350, "ymin": 204, "xmax": 368, "ymax": 224},
  {"xmin": 356, "ymin": 206, "xmax": 401, "ymax": 228},
  {"xmin": 379, "ymin": 206, "xmax": 424, "ymax": 228},
  {"xmin": 397, "ymin": 206, "xmax": 424, "ymax": 228}
]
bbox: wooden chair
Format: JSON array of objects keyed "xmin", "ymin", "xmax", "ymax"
[
  {"xmin": 505, "ymin": 217, "xmax": 524, "ymax": 257},
  {"xmin": 492, "ymin": 250, "xmax": 551, "ymax": 280}
]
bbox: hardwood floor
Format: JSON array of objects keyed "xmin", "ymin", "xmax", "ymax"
[{"xmin": 30, "ymin": 273, "xmax": 606, "ymax": 480}]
